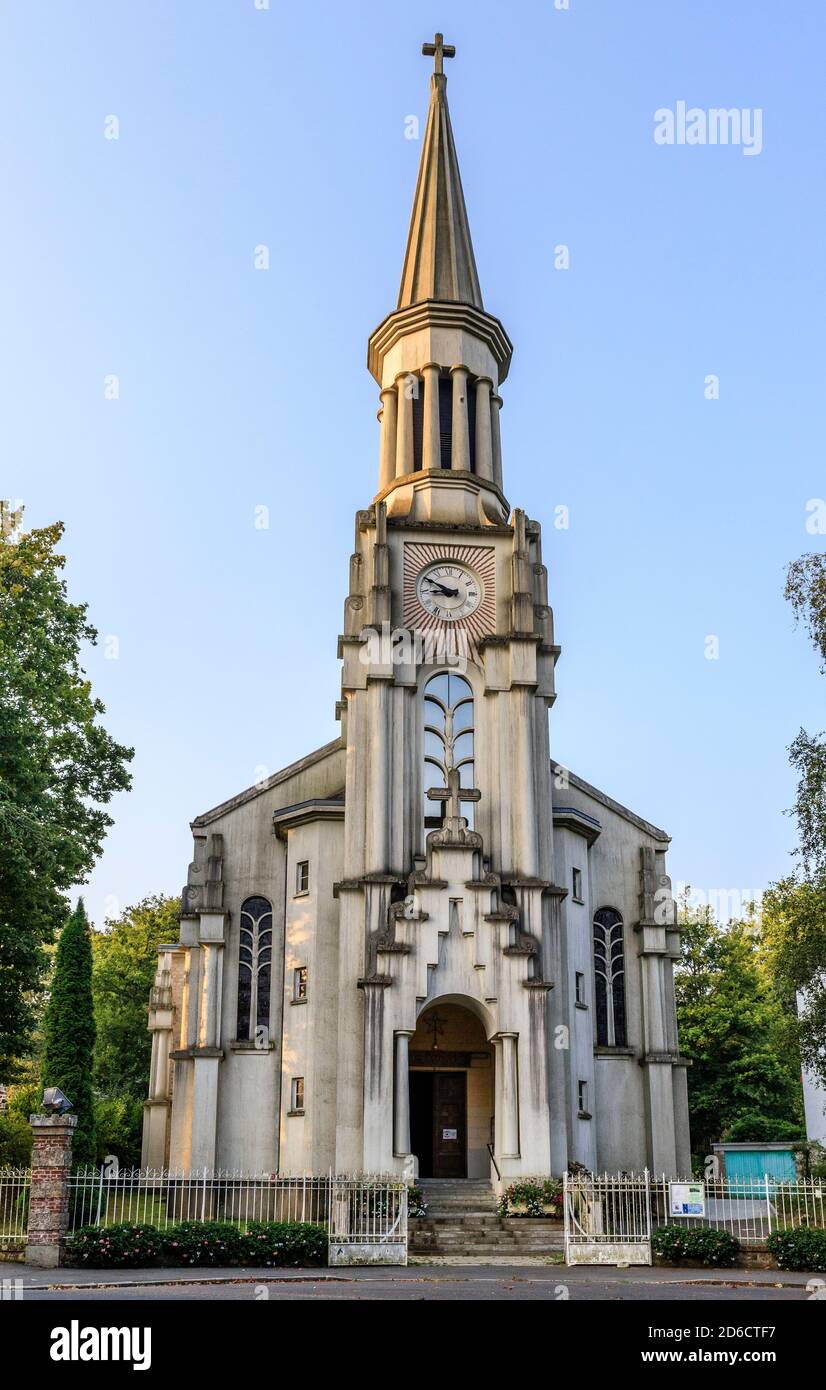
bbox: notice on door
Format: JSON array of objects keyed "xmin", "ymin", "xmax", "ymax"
[{"xmin": 442, "ymin": 1128, "xmax": 458, "ymax": 1140}]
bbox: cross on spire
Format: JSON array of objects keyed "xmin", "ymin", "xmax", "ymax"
[{"xmin": 422, "ymin": 32, "xmax": 455, "ymax": 76}]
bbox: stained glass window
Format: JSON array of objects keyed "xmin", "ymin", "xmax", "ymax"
[
  {"xmin": 423, "ymin": 672, "xmax": 475, "ymax": 830},
  {"xmin": 236, "ymin": 896, "xmax": 273, "ymax": 1041},
  {"xmin": 593, "ymin": 907, "xmax": 626, "ymax": 1047}
]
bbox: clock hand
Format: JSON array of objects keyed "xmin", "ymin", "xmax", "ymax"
[{"xmin": 426, "ymin": 581, "xmax": 460, "ymax": 597}]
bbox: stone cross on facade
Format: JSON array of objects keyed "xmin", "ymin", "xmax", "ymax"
[
  {"xmin": 422, "ymin": 32, "xmax": 455, "ymax": 75},
  {"xmin": 427, "ymin": 763, "xmax": 480, "ymax": 835}
]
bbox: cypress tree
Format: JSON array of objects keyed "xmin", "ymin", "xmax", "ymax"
[{"xmin": 41, "ymin": 898, "xmax": 96, "ymax": 1165}]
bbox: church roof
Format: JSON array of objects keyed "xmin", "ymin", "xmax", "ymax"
[{"xmin": 397, "ymin": 70, "xmax": 483, "ymax": 311}]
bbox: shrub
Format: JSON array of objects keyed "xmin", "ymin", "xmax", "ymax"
[
  {"xmin": 652, "ymin": 1224, "xmax": 739, "ymax": 1267},
  {"xmin": 767, "ymin": 1227, "xmax": 826, "ymax": 1272},
  {"xmin": 244, "ymin": 1221, "xmax": 327, "ymax": 1266},
  {"xmin": 65, "ymin": 1222, "xmax": 164, "ymax": 1268},
  {"xmin": 408, "ymin": 1187, "xmax": 427, "ymax": 1218},
  {"xmin": 723, "ymin": 1115, "xmax": 805, "ymax": 1144},
  {"xmin": 64, "ymin": 1219, "xmax": 329, "ymax": 1269},
  {"xmin": 161, "ymin": 1221, "xmax": 249, "ymax": 1266},
  {"xmin": 499, "ymin": 1178, "xmax": 563, "ymax": 1218}
]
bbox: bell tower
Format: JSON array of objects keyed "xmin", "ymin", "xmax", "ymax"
[
  {"xmin": 334, "ymin": 35, "xmax": 566, "ymax": 1179},
  {"xmin": 368, "ymin": 34, "xmax": 513, "ymax": 528}
]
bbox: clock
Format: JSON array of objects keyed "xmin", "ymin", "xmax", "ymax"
[{"xmin": 415, "ymin": 562, "xmax": 483, "ymax": 622}]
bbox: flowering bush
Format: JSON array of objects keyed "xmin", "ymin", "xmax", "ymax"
[
  {"xmin": 161, "ymin": 1221, "xmax": 249, "ymax": 1266},
  {"xmin": 651, "ymin": 1224, "xmax": 739, "ymax": 1267},
  {"xmin": 65, "ymin": 1222, "xmax": 164, "ymax": 1267},
  {"xmin": 498, "ymin": 1178, "xmax": 563, "ymax": 1218},
  {"xmin": 64, "ymin": 1219, "xmax": 328, "ymax": 1268},
  {"xmin": 408, "ymin": 1187, "xmax": 428, "ymax": 1218},
  {"xmin": 244, "ymin": 1221, "xmax": 327, "ymax": 1267},
  {"xmin": 767, "ymin": 1227, "xmax": 826, "ymax": 1272}
]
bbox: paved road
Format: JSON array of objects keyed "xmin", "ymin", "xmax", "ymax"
[{"xmin": 11, "ymin": 1264, "xmax": 819, "ymax": 1302}]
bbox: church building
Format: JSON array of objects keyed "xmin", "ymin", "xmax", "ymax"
[{"xmin": 142, "ymin": 36, "xmax": 691, "ymax": 1184}]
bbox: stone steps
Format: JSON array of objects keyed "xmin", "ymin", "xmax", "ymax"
[{"xmin": 412, "ymin": 1181, "xmax": 563, "ymax": 1257}]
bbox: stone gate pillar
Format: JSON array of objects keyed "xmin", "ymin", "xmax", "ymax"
[{"xmin": 27, "ymin": 1112, "xmax": 77, "ymax": 1268}]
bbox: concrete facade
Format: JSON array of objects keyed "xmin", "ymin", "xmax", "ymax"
[{"xmin": 142, "ymin": 44, "xmax": 690, "ymax": 1183}]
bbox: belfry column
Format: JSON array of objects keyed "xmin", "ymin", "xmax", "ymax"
[
  {"xmin": 474, "ymin": 376, "xmax": 494, "ymax": 482},
  {"xmin": 393, "ymin": 1031, "xmax": 414, "ymax": 1156},
  {"xmin": 491, "ymin": 392, "xmax": 504, "ymax": 491},
  {"xmin": 450, "ymin": 365, "xmax": 470, "ymax": 470},
  {"xmin": 396, "ymin": 373, "xmax": 415, "ymax": 475},
  {"xmin": 421, "ymin": 363, "xmax": 441, "ymax": 471},
  {"xmin": 378, "ymin": 386, "xmax": 398, "ymax": 490}
]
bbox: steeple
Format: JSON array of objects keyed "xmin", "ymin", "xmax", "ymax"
[
  {"xmin": 397, "ymin": 35, "xmax": 483, "ymax": 311},
  {"xmin": 367, "ymin": 34, "xmax": 513, "ymax": 527}
]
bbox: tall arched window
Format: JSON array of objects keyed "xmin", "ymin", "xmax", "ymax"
[
  {"xmin": 236, "ymin": 896, "xmax": 273, "ymax": 1042},
  {"xmin": 423, "ymin": 672, "xmax": 475, "ymax": 829},
  {"xmin": 593, "ymin": 907, "xmax": 626, "ymax": 1047}
]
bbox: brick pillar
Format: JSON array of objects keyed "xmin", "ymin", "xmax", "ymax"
[{"xmin": 27, "ymin": 1113, "xmax": 77, "ymax": 1268}]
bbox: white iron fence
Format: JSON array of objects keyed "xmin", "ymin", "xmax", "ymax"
[
  {"xmin": 66, "ymin": 1169, "xmax": 408, "ymax": 1265},
  {"xmin": 328, "ymin": 1177, "xmax": 408, "ymax": 1266},
  {"xmin": 564, "ymin": 1171, "xmax": 652, "ymax": 1265},
  {"xmin": 565, "ymin": 1170, "xmax": 826, "ymax": 1263},
  {"xmin": 0, "ymin": 1168, "xmax": 31, "ymax": 1249},
  {"xmin": 68, "ymin": 1169, "xmax": 332, "ymax": 1232},
  {"xmin": 650, "ymin": 1173, "xmax": 826, "ymax": 1248}
]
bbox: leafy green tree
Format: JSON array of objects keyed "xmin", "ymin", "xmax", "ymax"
[
  {"xmin": 0, "ymin": 513, "xmax": 133, "ymax": 1068},
  {"xmin": 40, "ymin": 900, "xmax": 97, "ymax": 1164},
  {"xmin": 762, "ymin": 874, "xmax": 826, "ymax": 1089},
  {"xmin": 773, "ymin": 551, "xmax": 826, "ymax": 1088},
  {"xmin": 675, "ymin": 900, "xmax": 804, "ymax": 1154},
  {"xmin": 785, "ymin": 552, "xmax": 826, "ymax": 672},
  {"xmin": 92, "ymin": 895, "xmax": 181, "ymax": 1102}
]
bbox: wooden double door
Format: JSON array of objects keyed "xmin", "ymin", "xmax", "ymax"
[{"xmin": 409, "ymin": 1070, "xmax": 467, "ymax": 1178}]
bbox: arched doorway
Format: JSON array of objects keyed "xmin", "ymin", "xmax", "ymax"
[{"xmin": 409, "ymin": 1002, "xmax": 494, "ymax": 1179}]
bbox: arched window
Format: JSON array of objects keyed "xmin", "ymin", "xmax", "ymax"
[
  {"xmin": 236, "ymin": 896, "xmax": 273, "ymax": 1042},
  {"xmin": 593, "ymin": 907, "xmax": 626, "ymax": 1047},
  {"xmin": 423, "ymin": 671, "xmax": 475, "ymax": 829}
]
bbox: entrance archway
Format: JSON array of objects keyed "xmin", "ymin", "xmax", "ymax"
[{"xmin": 409, "ymin": 1002, "xmax": 494, "ymax": 1179}]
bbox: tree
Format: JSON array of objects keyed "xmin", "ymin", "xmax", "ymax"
[
  {"xmin": 675, "ymin": 900, "xmax": 804, "ymax": 1155},
  {"xmin": 761, "ymin": 874, "xmax": 826, "ymax": 1089},
  {"xmin": 0, "ymin": 512, "xmax": 133, "ymax": 1069},
  {"xmin": 92, "ymin": 895, "xmax": 181, "ymax": 1102},
  {"xmin": 785, "ymin": 552, "xmax": 826, "ymax": 672},
  {"xmin": 40, "ymin": 900, "xmax": 97, "ymax": 1164},
  {"xmin": 774, "ymin": 551, "xmax": 826, "ymax": 1089}
]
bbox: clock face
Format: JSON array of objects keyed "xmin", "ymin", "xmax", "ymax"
[{"xmin": 416, "ymin": 562, "xmax": 483, "ymax": 622}]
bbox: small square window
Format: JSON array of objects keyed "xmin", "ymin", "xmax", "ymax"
[
  {"xmin": 295, "ymin": 861, "xmax": 309, "ymax": 895},
  {"xmin": 291, "ymin": 1077, "xmax": 305, "ymax": 1112},
  {"xmin": 578, "ymin": 1080, "xmax": 589, "ymax": 1115},
  {"xmin": 575, "ymin": 971, "xmax": 586, "ymax": 1006},
  {"xmin": 293, "ymin": 966, "xmax": 308, "ymax": 1002},
  {"xmin": 572, "ymin": 867, "xmax": 583, "ymax": 903}
]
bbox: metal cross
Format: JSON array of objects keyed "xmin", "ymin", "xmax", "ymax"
[
  {"xmin": 422, "ymin": 32, "xmax": 455, "ymax": 76},
  {"xmin": 424, "ymin": 1012, "xmax": 447, "ymax": 1050}
]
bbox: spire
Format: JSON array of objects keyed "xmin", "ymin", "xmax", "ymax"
[{"xmin": 397, "ymin": 35, "xmax": 483, "ymax": 311}]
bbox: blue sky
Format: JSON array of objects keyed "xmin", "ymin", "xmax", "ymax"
[{"xmin": 2, "ymin": 0, "xmax": 823, "ymax": 926}]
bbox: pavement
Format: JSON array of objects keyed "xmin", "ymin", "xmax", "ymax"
[{"xmin": 6, "ymin": 1262, "xmax": 823, "ymax": 1302}]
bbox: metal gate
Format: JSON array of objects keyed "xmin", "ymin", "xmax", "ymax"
[
  {"xmin": 327, "ymin": 1178, "xmax": 408, "ymax": 1267},
  {"xmin": 564, "ymin": 1170, "xmax": 652, "ymax": 1265}
]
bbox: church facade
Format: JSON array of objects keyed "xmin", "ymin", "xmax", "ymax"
[{"xmin": 142, "ymin": 38, "xmax": 691, "ymax": 1183}]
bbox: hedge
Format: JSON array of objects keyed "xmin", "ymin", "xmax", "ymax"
[
  {"xmin": 766, "ymin": 1227, "xmax": 826, "ymax": 1272},
  {"xmin": 651, "ymin": 1224, "xmax": 739, "ymax": 1267},
  {"xmin": 65, "ymin": 1220, "xmax": 328, "ymax": 1269}
]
